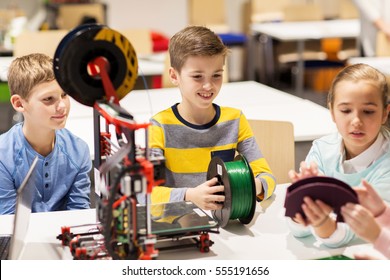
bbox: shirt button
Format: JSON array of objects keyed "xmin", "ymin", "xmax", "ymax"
[
  {"xmin": 45, "ymin": 162, "xmax": 48, "ymax": 166},
  {"xmin": 45, "ymin": 184, "xmax": 49, "ymax": 188},
  {"xmin": 45, "ymin": 173, "xmax": 49, "ymax": 178}
]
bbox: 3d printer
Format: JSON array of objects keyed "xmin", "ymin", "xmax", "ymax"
[{"xmin": 54, "ymin": 24, "xmax": 221, "ymax": 259}]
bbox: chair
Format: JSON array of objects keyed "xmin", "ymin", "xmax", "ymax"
[
  {"xmin": 277, "ymin": 3, "xmax": 326, "ymax": 65},
  {"xmin": 118, "ymin": 28, "xmax": 153, "ymax": 55},
  {"xmin": 338, "ymin": 0, "xmax": 359, "ymax": 19},
  {"xmin": 376, "ymin": 31, "xmax": 390, "ymax": 57},
  {"xmin": 161, "ymin": 52, "xmax": 173, "ymax": 88},
  {"xmin": 55, "ymin": 3, "xmax": 106, "ymax": 30},
  {"xmin": 336, "ymin": 0, "xmax": 359, "ymax": 61},
  {"xmin": 250, "ymin": 0, "xmax": 288, "ymax": 23},
  {"xmin": 13, "ymin": 30, "xmax": 69, "ymax": 58},
  {"xmin": 282, "ymin": 4, "xmax": 324, "ymax": 22},
  {"xmin": 248, "ymin": 119, "xmax": 294, "ymax": 184},
  {"xmin": 187, "ymin": 0, "xmax": 246, "ymax": 81},
  {"xmin": 188, "ymin": 0, "xmax": 228, "ymax": 32}
]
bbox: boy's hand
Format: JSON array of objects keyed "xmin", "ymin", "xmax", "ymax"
[
  {"xmin": 288, "ymin": 161, "xmax": 319, "ymax": 183},
  {"xmin": 185, "ymin": 177, "xmax": 225, "ymax": 210},
  {"xmin": 354, "ymin": 180, "xmax": 386, "ymax": 217}
]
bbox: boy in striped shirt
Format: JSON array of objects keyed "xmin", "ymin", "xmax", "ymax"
[{"xmin": 148, "ymin": 26, "xmax": 275, "ymax": 210}]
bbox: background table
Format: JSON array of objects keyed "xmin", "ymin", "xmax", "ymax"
[
  {"xmin": 347, "ymin": 57, "xmax": 390, "ymax": 76},
  {"xmin": 249, "ymin": 19, "xmax": 359, "ymax": 95}
]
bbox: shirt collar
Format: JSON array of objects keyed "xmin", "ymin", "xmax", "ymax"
[{"xmin": 340, "ymin": 132, "xmax": 387, "ymax": 173}]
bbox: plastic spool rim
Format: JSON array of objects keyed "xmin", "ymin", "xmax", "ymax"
[{"xmin": 53, "ymin": 23, "xmax": 138, "ymax": 107}]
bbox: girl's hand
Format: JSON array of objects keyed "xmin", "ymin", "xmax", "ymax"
[
  {"xmin": 288, "ymin": 161, "xmax": 319, "ymax": 183},
  {"xmin": 341, "ymin": 203, "xmax": 381, "ymax": 243},
  {"xmin": 294, "ymin": 197, "xmax": 336, "ymax": 238},
  {"xmin": 354, "ymin": 180, "xmax": 386, "ymax": 217},
  {"xmin": 354, "ymin": 253, "xmax": 385, "ymax": 260}
]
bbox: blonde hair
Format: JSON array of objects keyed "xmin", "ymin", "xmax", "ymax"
[
  {"xmin": 169, "ymin": 25, "xmax": 229, "ymax": 72},
  {"xmin": 7, "ymin": 53, "xmax": 54, "ymax": 100},
  {"xmin": 328, "ymin": 63, "xmax": 389, "ymax": 109}
]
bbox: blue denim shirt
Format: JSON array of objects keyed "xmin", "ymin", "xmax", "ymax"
[{"xmin": 0, "ymin": 123, "xmax": 92, "ymax": 214}]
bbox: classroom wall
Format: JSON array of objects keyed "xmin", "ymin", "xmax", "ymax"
[
  {"xmin": 101, "ymin": 0, "xmax": 251, "ymax": 36},
  {"xmin": 100, "ymin": 0, "xmax": 188, "ymax": 37},
  {"xmin": 100, "ymin": 0, "xmax": 340, "ymax": 36}
]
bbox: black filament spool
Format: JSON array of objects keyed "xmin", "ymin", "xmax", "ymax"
[{"xmin": 53, "ymin": 23, "xmax": 138, "ymax": 107}]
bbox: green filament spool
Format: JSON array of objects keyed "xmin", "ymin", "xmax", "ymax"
[{"xmin": 207, "ymin": 154, "xmax": 256, "ymax": 228}]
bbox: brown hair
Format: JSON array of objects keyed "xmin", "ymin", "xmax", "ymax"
[
  {"xmin": 7, "ymin": 53, "xmax": 54, "ymax": 100},
  {"xmin": 169, "ymin": 25, "xmax": 229, "ymax": 72},
  {"xmin": 328, "ymin": 63, "xmax": 389, "ymax": 109}
]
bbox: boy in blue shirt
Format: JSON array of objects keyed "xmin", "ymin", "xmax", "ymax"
[{"xmin": 0, "ymin": 53, "xmax": 91, "ymax": 214}]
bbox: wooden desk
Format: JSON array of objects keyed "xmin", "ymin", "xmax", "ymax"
[
  {"xmin": 249, "ymin": 19, "xmax": 359, "ymax": 95},
  {"xmin": 0, "ymin": 184, "xmax": 380, "ymax": 260}
]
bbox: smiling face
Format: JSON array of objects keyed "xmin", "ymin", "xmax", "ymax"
[
  {"xmin": 330, "ymin": 79, "xmax": 389, "ymax": 158},
  {"xmin": 169, "ymin": 54, "xmax": 225, "ymax": 120},
  {"xmin": 19, "ymin": 80, "xmax": 70, "ymax": 132}
]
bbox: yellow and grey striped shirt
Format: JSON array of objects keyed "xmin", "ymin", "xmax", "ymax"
[{"xmin": 148, "ymin": 103, "xmax": 275, "ymax": 204}]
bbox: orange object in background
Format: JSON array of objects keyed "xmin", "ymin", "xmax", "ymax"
[
  {"xmin": 321, "ymin": 38, "xmax": 342, "ymax": 61},
  {"xmin": 303, "ymin": 38, "xmax": 344, "ymax": 93}
]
